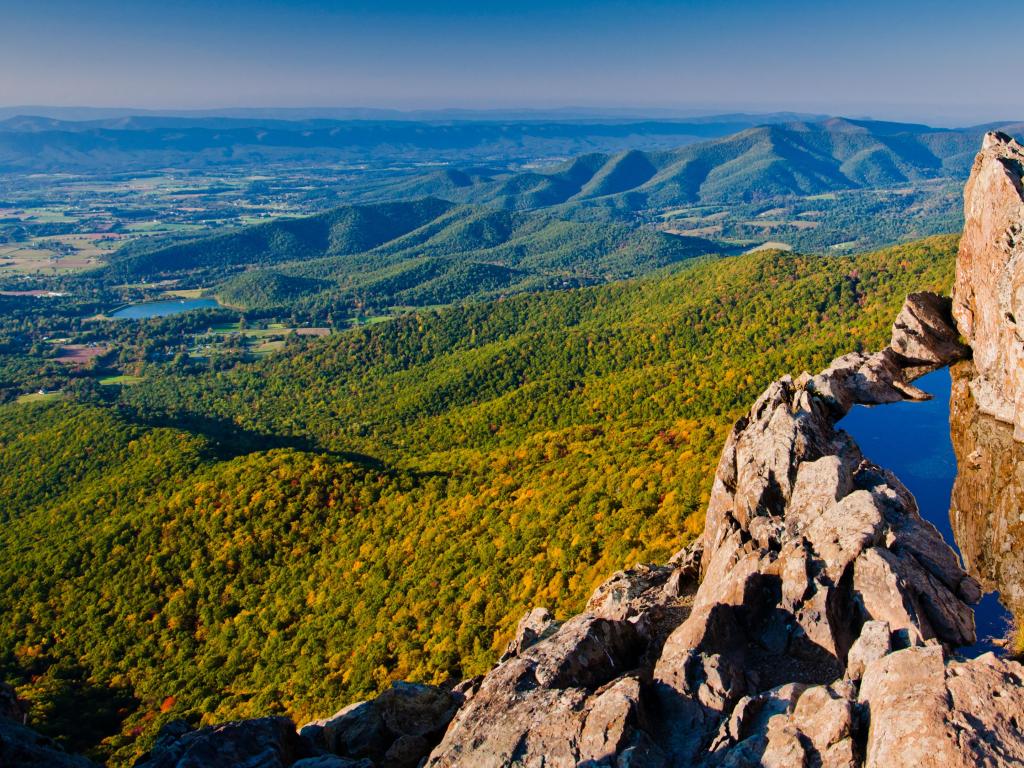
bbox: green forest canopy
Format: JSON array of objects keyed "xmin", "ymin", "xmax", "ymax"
[{"xmin": 0, "ymin": 235, "xmax": 957, "ymax": 765}]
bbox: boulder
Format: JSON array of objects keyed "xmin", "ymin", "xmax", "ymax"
[
  {"xmin": 500, "ymin": 607, "xmax": 560, "ymax": 661},
  {"xmin": 0, "ymin": 715, "xmax": 99, "ymax": 768},
  {"xmin": 889, "ymin": 292, "xmax": 969, "ymax": 368},
  {"xmin": 761, "ymin": 682, "xmax": 859, "ymax": 768},
  {"xmin": 302, "ymin": 682, "xmax": 458, "ymax": 768},
  {"xmin": 425, "ymin": 615, "xmax": 650, "ymax": 767},
  {"xmin": 302, "ymin": 702, "xmax": 388, "ymax": 762},
  {"xmin": 844, "ymin": 620, "xmax": 891, "ymax": 681},
  {"xmin": 859, "ymin": 646, "xmax": 1024, "ymax": 767}
]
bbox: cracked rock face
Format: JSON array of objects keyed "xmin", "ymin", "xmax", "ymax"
[{"xmin": 952, "ymin": 130, "xmax": 1024, "ymax": 439}]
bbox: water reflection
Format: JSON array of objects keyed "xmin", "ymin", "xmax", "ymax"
[
  {"xmin": 950, "ymin": 361, "xmax": 1023, "ymax": 653},
  {"xmin": 839, "ymin": 366, "xmax": 1015, "ymax": 653}
]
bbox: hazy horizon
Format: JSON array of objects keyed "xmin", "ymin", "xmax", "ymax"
[
  {"xmin": 2, "ymin": 0, "xmax": 1021, "ymax": 127},
  {"xmin": 0, "ymin": 103, "xmax": 1019, "ymax": 130}
]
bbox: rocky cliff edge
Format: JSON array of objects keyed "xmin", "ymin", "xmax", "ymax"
[{"xmin": 953, "ymin": 130, "xmax": 1024, "ymax": 439}]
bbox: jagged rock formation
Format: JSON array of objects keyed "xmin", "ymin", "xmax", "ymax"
[
  {"xmin": 421, "ymin": 291, "xmax": 1017, "ymax": 768},
  {"xmin": 952, "ymin": 131, "xmax": 1024, "ymax": 439}
]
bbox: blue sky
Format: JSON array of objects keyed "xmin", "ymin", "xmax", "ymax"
[{"xmin": 0, "ymin": 0, "xmax": 1019, "ymax": 124}]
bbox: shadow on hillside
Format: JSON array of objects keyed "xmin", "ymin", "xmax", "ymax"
[
  {"xmin": 116, "ymin": 407, "xmax": 388, "ymax": 470},
  {"xmin": 14, "ymin": 663, "xmax": 139, "ymax": 759}
]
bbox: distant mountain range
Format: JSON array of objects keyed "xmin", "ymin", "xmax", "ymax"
[
  {"xmin": 0, "ymin": 105, "xmax": 829, "ymax": 123},
  {"xmin": 425, "ymin": 118, "xmax": 1024, "ymax": 210},
  {"xmin": 100, "ymin": 118, "xmax": 1024, "ymax": 311},
  {"xmin": 1, "ymin": 112, "xmax": 984, "ymax": 175},
  {"xmin": 4, "ymin": 113, "xmax": 1019, "ymax": 207}
]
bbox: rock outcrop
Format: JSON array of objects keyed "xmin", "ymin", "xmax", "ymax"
[
  {"xmin": 417, "ymin": 289, "xmax": 1013, "ymax": 767},
  {"xmin": 133, "ymin": 716, "xmax": 309, "ymax": 768},
  {"xmin": 132, "ymin": 682, "xmax": 459, "ymax": 768},
  {"xmin": 952, "ymin": 130, "xmax": 1024, "ymax": 438},
  {"xmin": 300, "ymin": 682, "xmax": 460, "ymax": 768}
]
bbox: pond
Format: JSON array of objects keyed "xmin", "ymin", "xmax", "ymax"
[
  {"xmin": 840, "ymin": 367, "xmax": 1013, "ymax": 654},
  {"xmin": 110, "ymin": 297, "xmax": 221, "ymax": 319}
]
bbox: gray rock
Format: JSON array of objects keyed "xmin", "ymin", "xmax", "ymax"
[
  {"xmin": 303, "ymin": 682, "xmax": 458, "ymax": 767},
  {"xmin": 0, "ymin": 716, "xmax": 99, "ymax": 768},
  {"xmin": 500, "ymin": 607, "xmax": 560, "ymax": 661},
  {"xmin": 305, "ymin": 702, "xmax": 388, "ymax": 761}
]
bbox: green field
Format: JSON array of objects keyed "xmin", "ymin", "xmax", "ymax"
[
  {"xmin": 98, "ymin": 375, "xmax": 145, "ymax": 386},
  {"xmin": 15, "ymin": 391, "xmax": 63, "ymax": 403}
]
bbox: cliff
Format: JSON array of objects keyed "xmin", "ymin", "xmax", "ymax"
[
  {"xmin": 949, "ymin": 359, "xmax": 1024, "ymax": 652},
  {"xmin": 952, "ymin": 131, "xmax": 1024, "ymax": 439}
]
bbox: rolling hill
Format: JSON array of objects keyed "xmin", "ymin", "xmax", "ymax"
[{"xmin": 105, "ymin": 199, "xmax": 724, "ymax": 313}]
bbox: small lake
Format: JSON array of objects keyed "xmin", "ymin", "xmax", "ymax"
[
  {"xmin": 840, "ymin": 367, "xmax": 1011, "ymax": 653},
  {"xmin": 110, "ymin": 298, "xmax": 221, "ymax": 319}
]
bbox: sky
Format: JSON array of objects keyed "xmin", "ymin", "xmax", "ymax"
[{"xmin": 1, "ymin": 0, "xmax": 1020, "ymax": 126}]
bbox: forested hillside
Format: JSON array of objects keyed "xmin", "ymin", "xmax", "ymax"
[
  {"xmin": 457, "ymin": 118, "xmax": 1002, "ymax": 210},
  {"xmin": 0, "ymin": 235, "xmax": 956, "ymax": 765},
  {"xmin": 105, "ymin": 199, "xmax": 721, "ymax": 314}
]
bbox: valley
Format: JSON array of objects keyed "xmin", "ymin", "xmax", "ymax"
[{"xmin": 2, "ymin": 116, "xmax": 1014, "ymax": 409}]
